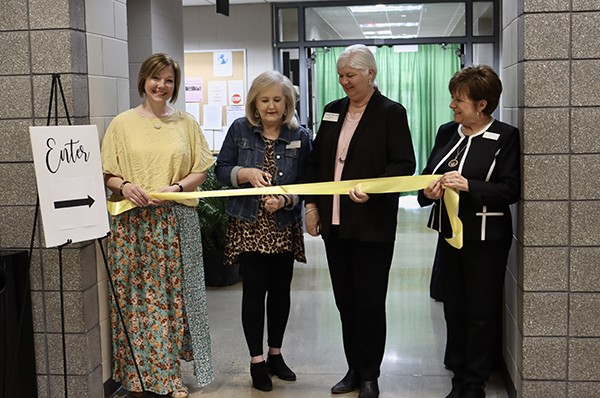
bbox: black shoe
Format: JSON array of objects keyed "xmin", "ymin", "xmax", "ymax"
[
  {"xmin": 444, "ymin": 377, "xmax": 462, "ymax": 398},
  {"xmin": 460, "ymin": 384, "xmax": 485, "ymax": 398},
  {"xmin": 250, "ymin": 361, "xmax": 273, "ymax": 391},
  {"xmin": 331, "ymin": 370, "xmax": 360, "ymax": 394},
  {"xmin": 267, "ymin": 353, "xmax": 297, "ymax": 381},
  {"xmin": 358, "ymin": 380, "xmax": 379, "ymax": 398}
]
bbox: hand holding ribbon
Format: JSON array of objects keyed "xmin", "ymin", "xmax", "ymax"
[{"xmin": 107, "ymin": 175, "xmax": 463, "ymax": 248}]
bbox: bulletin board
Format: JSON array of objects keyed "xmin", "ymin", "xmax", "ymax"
[{"xmin": 184, "ymin": 49, "xmax": 247, "ymax": 137}]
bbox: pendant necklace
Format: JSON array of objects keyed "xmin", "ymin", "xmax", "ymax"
[
  {"xmin": 338, "ymin": 146, "xmax": 348, "ymax": 163},
  {"xmin": 139, "ymin": 106, "xmax": 170, "ymax": 129},
  {"xmin": 337, "ymin": 111, "xmax": 363, "ymax": 164},
  {"xmin": 448, "ymin": 143, "xmax": 467, "ymax": 168}
]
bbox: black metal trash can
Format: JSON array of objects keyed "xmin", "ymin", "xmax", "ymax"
[{"xmin": 0, "ymin": 250, "xmax": 37, "ymax": 397}]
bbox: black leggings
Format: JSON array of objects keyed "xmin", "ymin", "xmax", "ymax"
[{"xmin": 239, "ymin": 251, "xmax": 294, "ymax": 357}]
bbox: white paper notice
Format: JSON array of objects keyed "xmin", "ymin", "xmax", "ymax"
[
  {"xmin": 228, "ymin": 80, "xmax": 245, "ymax": 106},
  {"xmin": 208, "ymin": 80, "xmax": 227, "ymax": 106},
  {"xmin": 185, "ymin": 77, "xmax": 203, "ymax": 102},
  {"xmin": 226, "ymin": 105, "xmax": 246, "ymax": 127},
  {"xmin": 185, "ymin": 102, "xmax": 201, "ymax": 124},
  {"xmin": 213, "ymin": 51, "xmax": 233, "ymax": 77},
  {"xmin": 214, "ymin": 129, "xmax": 227, "ymax": 152},
  {"xmin": 203, "ymin": 104, "xmax": 223, "ymax": 130}
]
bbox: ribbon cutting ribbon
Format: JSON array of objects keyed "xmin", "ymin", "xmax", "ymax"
[{"xmin": 107, "ymin": 175, "xmax": 463, "ymax": 248}]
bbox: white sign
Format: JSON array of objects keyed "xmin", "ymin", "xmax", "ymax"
[
  {"xmin": 226, "ymin": 105, "xmax": 245, "ymax": 128},
  {"xmin": 228, "ymin": 80, "xmax": 244, "ymax": 106},
  {"xmin": 203, "ymin": 104, "xmax": 223, "ymax": 130},
  {"xmin": 185, "ymin": 102, "xmax": 201, "ymax": 124},
  {"xmin": 213, "ymin": 51, "xmax": 233, "ymax": 77},
  {"xmin": 208, "ymin": 80, "xmax": 227, "ymax": 106},
  {"xmin": 29, "ymin": 125, "xmax": 109, "ymax": 247}
]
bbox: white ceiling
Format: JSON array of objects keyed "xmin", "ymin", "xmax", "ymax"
[
  {"xmin": 181, "ymin": 1, "xmax": 490, "ymax": 40},
  {"xmin": 182, "ymin": 0, "xmax": 337, "ymax": 5}
]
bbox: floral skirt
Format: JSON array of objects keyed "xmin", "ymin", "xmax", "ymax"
[{"xmin": 107, "ymin": 204, "xmax": 213, "ymax": 394}]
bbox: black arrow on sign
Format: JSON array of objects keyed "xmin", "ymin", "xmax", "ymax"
[{"xmin": 54, "ymin": 195, "xmax": 95, "ymax": 209}]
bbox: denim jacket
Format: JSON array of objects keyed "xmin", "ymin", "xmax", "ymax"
[{"xmin": 215, "ymin": 117, "xmax": 313, "ymax": 229}]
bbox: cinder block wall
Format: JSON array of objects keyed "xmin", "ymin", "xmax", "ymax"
[
  {"xmin": 502, "ymin": 1, "xmax": 600, "ymax": 397},
  {"xmin": 0, "ymin": 0, "xmax": 105, "ymax": 396}
]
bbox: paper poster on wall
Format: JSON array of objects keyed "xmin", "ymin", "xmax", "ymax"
[
  {"xmin": 214, "ymin": 129, "xmax": 227, "ymax": 152},
  {"xmin": 185, "ymin": 77, "xmax": 203, "ymax": 102},
  {"xmin": 202, "ymin": 130, "xmax": 215, "ymax": 151},
  {"xmin": 228, "ymin": 80, "xmax": 245, "ymax": 106},
  {"xmin": 185, "ymin": 102, "xmax": 201, "ymax": 123},
  {"xmin": 208, "ymin": 81, "xmax": 227, "ymax": 106},
  {"xmin": 29, "ymin": 125, "xmax": 109, "ymax": 247},
  {"xmin": 203, "ymin": 104, "xmax": 223, "ymax": 130},
  {"xmin": 226, "ymin": 105, "xmax": 246, "ymax": 127},
  {"xmin": 213, "ymin": 51, "xmax": 233, "ymax": 77}
]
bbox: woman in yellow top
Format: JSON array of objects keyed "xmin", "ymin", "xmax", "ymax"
[{"xmin": 101, "ymin": 53, "xmax": 214, "ymax": 398}]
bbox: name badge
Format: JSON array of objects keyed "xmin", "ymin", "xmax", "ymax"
[
  {"xmin": 323, "ymin": 112, "xmax": 339, "ymax": 122},
  {"xmin": 286, "ymin": 140, "xmax": 301, "ymax": 149},
  {"xmin": 483, "ymin": 132, "xmax": 500, "ymax": 140}
]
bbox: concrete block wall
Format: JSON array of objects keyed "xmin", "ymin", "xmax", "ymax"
[{"xmin": 502, "ymin": 1, "xmax": 600, "ymax": 397}]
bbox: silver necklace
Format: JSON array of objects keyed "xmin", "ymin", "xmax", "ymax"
[{"xmin": 448, "ymin": 144, "xmax": 467, "ymax": 168}]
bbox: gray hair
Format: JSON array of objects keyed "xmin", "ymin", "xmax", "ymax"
[
  {"xmin": 336, "ymin": 44, "xmax": 378, "ymax": 81},
  {"xmin": 246, "ymin": 71, "xmax": 299, "ymax": 129}
]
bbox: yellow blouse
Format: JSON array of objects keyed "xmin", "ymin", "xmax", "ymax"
[{"xmin": 101, "ymin": 109, "xmax": 214, "ymax": 207}]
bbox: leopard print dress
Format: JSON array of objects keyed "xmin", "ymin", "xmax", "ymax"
[{"xmin": 224, "ymin": 137, "xmax": 306, "ymax": 266}]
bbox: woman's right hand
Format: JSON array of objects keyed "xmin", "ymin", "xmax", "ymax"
[
  {"xmin": 305, "ymin": 205, "xmax": 321, "ymax": 236},
  {"xmin": 237, "ymin": 167, "xmax": 273, "ymax": 188},
  {"xmin": 122, "ymin": 182, "xmax": 151, "ymax": 207},
  {"xmin": 423, "ymin": 178, "xmax": 444, "ymax": 200}
]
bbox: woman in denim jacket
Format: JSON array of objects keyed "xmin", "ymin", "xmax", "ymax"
[{"xmin": 215, "ymin": 71, "xmax": 312, "ymax": 392}]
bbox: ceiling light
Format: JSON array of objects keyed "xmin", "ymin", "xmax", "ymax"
[
  {"xmin": 349, "ymin": 4, "xmax": 423, "ymax": 13},
  {"xmin": 360, "ymin": 22, "xmax": 419, "ymax": 28},
  {"xmin": 363, "ymin": 30, "xmax": 393, "ymax": 36}
]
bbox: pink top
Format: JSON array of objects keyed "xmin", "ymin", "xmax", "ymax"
[{"xmin": 332, "ymin": 111, "xmax": 363, "ymax": 225}]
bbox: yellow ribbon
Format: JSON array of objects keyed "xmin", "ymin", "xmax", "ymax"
[{"xmin": 107, "ymin": 175, "xmax": 463, "ymax": 248}]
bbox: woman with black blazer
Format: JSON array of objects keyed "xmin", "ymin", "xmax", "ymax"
[
  {"xmin": 418, "ymin": 65, "xmax": 521, "ymax": 398},
  {"xmin": 305, "ymin": 44, "xmax": 416, "ymax": 398}
]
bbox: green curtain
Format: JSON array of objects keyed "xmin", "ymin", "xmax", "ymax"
[{"xmin": 314, "ymin": 44, "xmax": 460, "ymax": 175}]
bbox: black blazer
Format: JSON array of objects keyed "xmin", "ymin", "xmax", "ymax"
[
  {"xmin": 306, "ymin": 88, "xmax": 416, "ymax": 242},
  {"xmin": 418, "ymin": 120, "xmax": 521, "ymax": 241}
]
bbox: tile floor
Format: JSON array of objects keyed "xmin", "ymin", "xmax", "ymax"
[{"xmin": 114, "ymin": 199, "xmax": 509, "ymax": 398}]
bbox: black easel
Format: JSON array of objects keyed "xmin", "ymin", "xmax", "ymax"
[
  {"xmin": 23, "ymin": 74, "xmax": 145, "ymax": 397},
  {"xmin": 35, "ymin": 73, "xmax": 74, "ymax": 397}
]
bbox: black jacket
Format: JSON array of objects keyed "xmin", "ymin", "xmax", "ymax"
[
  {"xmin": 306, "ymin": 88, "xmax": 416, "ymax": 242},
  {"xmin": 418, "ymin": 120, "xmax": 521, "ymax": 241}
]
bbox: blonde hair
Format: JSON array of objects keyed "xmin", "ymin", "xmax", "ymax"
[
  {"xmin": 137, "ymin": 53, "xmax": 181, "ymax": 103},
  {"xmin": 246, "ymin": 71, "xmax": 299, "ymax": 129}
]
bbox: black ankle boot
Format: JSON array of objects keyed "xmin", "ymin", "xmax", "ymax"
[
  {"xmin": 267, "ymin": 353, "xmax": 297, "ymax": 381},
  {"xmin": 445, "ymin": 377, "xmax": 462, "ymax": 398},
  {"xmin": 460, "ymin": 383, "xmax": 485, "ymax": 398},
  {"xmin": 250, "ymin": 361, "xmax": 273, "ymax": 391},
  {"xmin": 331, "ymin": 370, "xmax": 360, "ymax": 394},
  {"xmin": 358, "ymin": 380, "xmax": 379, "ymax": 398}
]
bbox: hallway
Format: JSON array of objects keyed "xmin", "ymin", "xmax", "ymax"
[{"xmin": 117, "ymin": 201, "xmax": 509, "ymax": 397}]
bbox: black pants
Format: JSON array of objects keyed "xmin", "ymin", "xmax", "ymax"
[
  {"xmin": 324, "ymin": 227, "xmax": 394, "ymax": 381},
  {"xmin": 239, "ymin": 251, "xmax": 294, "ymax": 357},
  {"xmin": 440, "ymin": 238, "xmax": 511, "ymax": 385}
]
